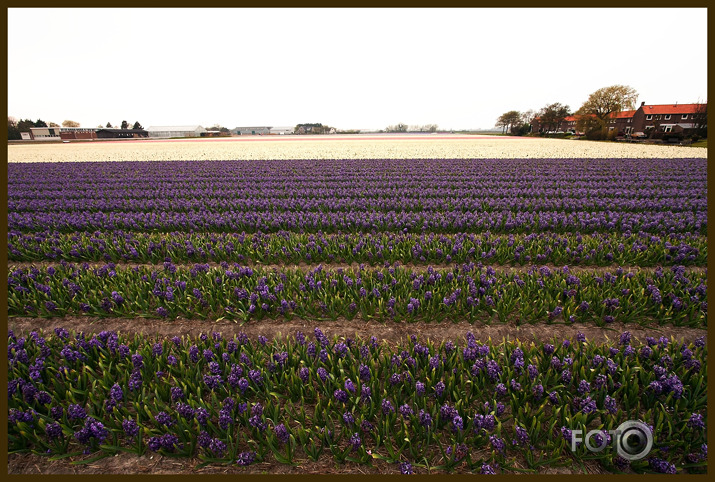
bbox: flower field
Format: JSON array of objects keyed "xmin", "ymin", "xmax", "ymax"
[
  {"xmin": 6, "ymin": 149, "xmax": 707, "ymax": 474},
  {"xmin": 7, "ymin": 328, "xmax": 708, "ymax": 474}
]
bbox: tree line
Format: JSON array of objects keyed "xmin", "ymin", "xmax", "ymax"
[
  {"xmin": 384, "ymin": 123, "xmax": 439, "ymax": 133},
  {"xmin": 496, "ymin": 85, "xmax": 639, "ymax": 139}
]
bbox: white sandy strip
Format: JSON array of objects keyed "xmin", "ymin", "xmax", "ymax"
[{"xmin": 7, "ymin": 135, "xmax": 707, "ymax": 162}]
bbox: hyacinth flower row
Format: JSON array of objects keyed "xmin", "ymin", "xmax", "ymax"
[
  {"xmin": 8, "ymin": 263, "xmax": 706, "ymax": 327},
  {"xmin": 8, "ymin": 209, "xmax": 707, "ymax": 235},
  {"xmin": 7, "ymin": 230, "xmax": 706, "ymax": 267},
  {"xmin": 7, "ymin": 187, "xmax": 707, "ymax": 213},
  {"xmin": 8, "ymin": 159, "xmax": 705, "ymax": 198},
  {"xmin": 7, "ymin": 158, "xmax": 706, "ymax": 235},
  {"xmin": 8, "ymin": 328, "xmax": 706, "ymax": 473}
]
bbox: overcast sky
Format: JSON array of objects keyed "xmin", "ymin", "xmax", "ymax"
[{"xmin": 8, "ymin": 8, "xmax": 708, "ymax": 131}]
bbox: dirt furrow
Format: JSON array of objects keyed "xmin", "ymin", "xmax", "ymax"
[
  {"xmin": 7, "ymin": 315, "xmax": 706, "ymax": 347},
  {"xmin": 7, "ymin": 260, "xmax": 707, "ymax": 275}
]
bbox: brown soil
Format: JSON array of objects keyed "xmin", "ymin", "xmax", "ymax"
[
  {"xmin": 8, "ymin": 260, "xmax": 707, "ymax": 274},
  {"xmin": 7, "ymin": 315, "xmax": 706, "ymax": 346},
  {"xmin": 7, "ymin": 451, "xmax": 606, "ymax": 475}
]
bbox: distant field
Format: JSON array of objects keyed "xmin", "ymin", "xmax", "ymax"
[{"xmin": 7, "ymin": 134, "xmax": 707, "ymax": 162}]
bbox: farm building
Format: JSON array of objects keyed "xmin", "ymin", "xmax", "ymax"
[
  {"xmin": 60, "ymin": 127, "xmax": 98, "ymax": 140},
  {"xmin": 269, "ymin": 126, "xmax": 295, "ymax": 135},
  {"xmin": 232, "ymin": 126, "xmax": 271, "ymax": 135},
  {"xmin": 28, "ymin": 127, "xmax": 62, "ymax": 140},
  {"xmin": 95, "ymin": 129, "xmax": 149, "ymax": 139},
  {"xmin": 147, "ymin": 126, "xmax": 206, "ymax": 138}
]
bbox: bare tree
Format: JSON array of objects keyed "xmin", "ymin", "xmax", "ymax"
[
  {"xmin": 538, "ymin": 103, "xmax": 571, "ymax": 132},
  {"xmin": 386, "ymin": 123, "xmax": 408, "ymax": 133},
  {"xmin": 520, "ymin": 109, "xmax": 536, "ymax": 125},
  {"xmin": 8, "ymin": 116, "xmax": 21, "ymax": 140},
  {"xmin": 62, "ymin": 120, "xmax": 81, "ymax": 127},
  {"xmin": 692, "ymin": 101, "xmax": 707, "ymax": 138},
  {"xmin": 576, "ymin": 85, "xmax": 638, "ymax": 138}
]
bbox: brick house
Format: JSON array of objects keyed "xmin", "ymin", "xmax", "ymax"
[
  {"xmin": 631, "ymin": 102, "xmax": 705, "ymax": 136},
  {"xmin": 560, "ymin": 115, "xmax": 596, "ymax": 134},
  {"xmin": 606, "ymin": 110, "xmax": 636, "ymax": 136}
]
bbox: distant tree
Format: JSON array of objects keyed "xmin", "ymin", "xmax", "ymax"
[
  {"xmin": 511, "ymin": 122, "xmax": 531, "ymax": 136},
  {"xmin": 516, "ymin": 109, "xmax": 537, "ymax": 135},
  {"xmin": 692, "ymin": 101, "xmax": 707, "ymax": 138},
  {"xmin": 17, "ymin": 118, "xmax": 35, "ymax": 132},
  {"xmin": 496, "ymin": 111, "xmax": 521, "ymax": 134},
  {"xmin": 132, "ymin": 121, "xmax": 143, "ymax": 130},
  {"xmin": 106, "ymin": 122, "xmax": 113, "ymax": 128},
  {"xmin": 538, "ymin": 103, "xmax": 571, "ymax": 133},
  {"xmin": 495, "ymin": 114, "xmax": 509, "ymax": 134},
  {"xmin": 385, "ymin": 122, "xmax": 408, "ymax": 133},
  {"xmin": 409, "ymin": 124, "xmax": 439, "ymax": 132},
  {"xmin": 521, "ymin": 109, "xmax": 536, "ymax": 125},
  {"xmin": 576, "ymin": 115, "xmax": 603, "ymax": 139},
  {"xmin": 295, "ymin": 123, "xmax": 328, "ymax": 134},
  {"xmin": 34, "ymin": 119, "xmax": 48, "ymax": 127},
  {"xmin": 49, "ymin": 122, "xmax": 60, "ymax": 127},
  {"xmin": 577, "ymin": 85, "xmax": 638, "ymax": 121},
  {"xmin": 208, "ymin": 124, "xmax": 231, "ymax": 136},
  {"xmin": 8, "ymin": 116, "xmax": 21, "ymax": 140},
  {"xmin": 576, "ymin": 85, "xmax": 638, "ymax": 139},
  {"xmin": 121, "ymin": 120, "xmax": 129, "ymax": 129},
  {"xmin": 63, "ymin": 120, "xmax": 81, "ymax": 127}
]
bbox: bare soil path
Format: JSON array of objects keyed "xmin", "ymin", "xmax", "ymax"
[
  {"xmin": 8, "ymin": 260, "xmax": 707, "ymax": 275},
  {"xmin": 8, "ymin": 315, "xmax": 706, "ymax": 346}
]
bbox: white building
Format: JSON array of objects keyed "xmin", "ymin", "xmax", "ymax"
[
  {"xmin": 233, "ymin": 126, "xmax": 271, "ymax": 135},
  {"xmin": 269, "ymin": 126, "xmax": 295, "ymax": 135},
  {"xmin": 28, "ymin": 127, "xmax": 62, "ymax": 140},
  {"xmin": 147, "ymin": 126, "xmax": 206, "ymax": 138}
]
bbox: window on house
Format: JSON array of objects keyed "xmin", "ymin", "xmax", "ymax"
[
  {"xmin": 662, "ymin": 125, "xmax": 673, "ymax": 133},
  {"xmin": 646, "ymin": 115, "xmax": 653, "ymax": 120},
  {"xmin": 682, "ymin": 114, "xmax": 689, "ymax": 119},
  {"xmin": 664, "ymin": 115, "xmax": 671, "ymax": 120}
]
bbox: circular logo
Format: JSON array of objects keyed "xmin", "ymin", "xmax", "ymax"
[{"xmin": 614, "ymin": 420, "xmax": 653, "ymax": 461}]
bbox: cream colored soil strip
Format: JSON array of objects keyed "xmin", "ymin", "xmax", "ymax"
[{"xmin": 7, "ymin": 136, "xmax": 707, "ymax": 163}]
